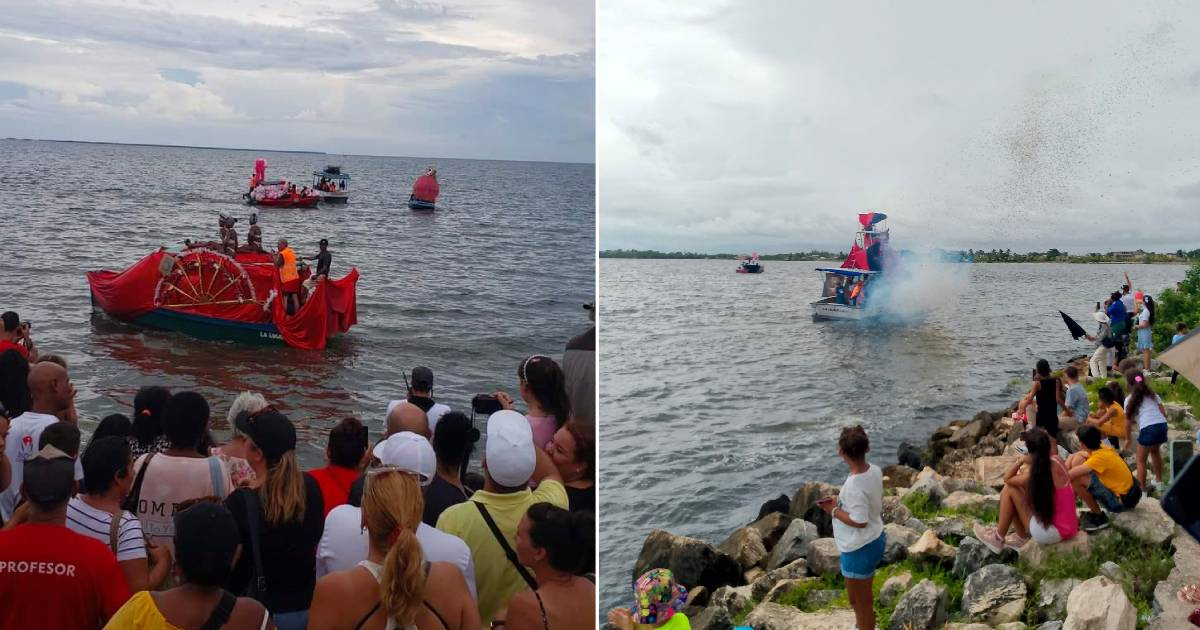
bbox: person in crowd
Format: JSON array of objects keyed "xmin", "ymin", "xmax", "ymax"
[
  {"xmin": 1106, "ymin": 290, "xmax": 1129, "ymax": 367},
  {"xmin": 223, "ymin": 408, "xmax": 323, "ymax": 630},
  {"xmin": 562, "ymin": 303, "xmax": 596, "ymax": 427},
  {"xmin": 223, "ymin": 217, "xmax": 240, "ymax": 256},
  {"xmin": 0, "ymin": 445, "xmax": 130, "ymax": 628},
  {"xmin": 275, "ymin": 239, "xmax": 302, "ymax": 315},
  {"xmin": 495, "ymin": 355, "xmax": 572, "ymax": 451},
  {"xmin": 424, "ymin": 411, "xmax": 477, "ymax": 526},
  {"xmin": 974, "ymin": 428, "xmax": 1079, "ymax": 553},
  {"xmin": 1086, "ymin": 385, "xmax": 1127, "ymax": 450},
  {"xmin": 1086, "ymin": 309, "xmax": 1114, "ymax": 379},
  {"xmin": 213, "ymin": 391, "xmax": 267, "ymax": 488},
  {"xmin": 387, "ymin": 401, "xmax": 431, "ymax": 439},
  {"xmin": 502, "ymin": 503, "xmax": 595, "ymax": 629},
  {"xmin": 0, "ymin": 348, "xmax": 32, "ymax": 420},
  {"xmin": 1, "ymin": 360, "xmax": 79, "ymax": 521},
  {"xmin": 132, "ymin": 391, "xmax": 234, "ymax": 557},
  {"xmin": 1059, "ymin": 365, "xmax": 1089, "ymax": 433},
  {"xmin": 436, "ymin": 410, "xmax": 568, "ymax": 625},
  {"xmin": 1065, "ymin": 425, "xmax": 1141, "ymax": 533},
  {"xmin": 69, "ymin": 436, "xmax": 172, "ymax": 592},
  {"xmin": 106, "ymin": 501, "xmax": 273, "ymax": 629},
  {"xmin": 547, "ymin": 420, "xmax": 595, "ymax": 514},
  {"xmin": 309, "ymin": 464, "xmax": 479, "ymax": 630},
  {"xmin": 239, "ymin": 212, "xmax": 264, "ymax": 254},
  {"xmin": 1171, "ymin": 322, "xmax": 1189, "ymax": 384},
  {"xmin": 606, "ymin": 568, "xmax": 689, "ymax": 630},
  {"xmin": 1124, "ymin": 370, "xmax": 1168, "ymax": 492},
  {"xmin": 37, "ymin": 353, "xmax": 68, "ymax": 369},
  {"xmin": 0, "ymin": 311, "xmax": 38, "ymax": 362},
  {"xmin": 301, "ymin": 239, "xmax": 333, "ymax": 293},
  {"xmin": 388, "ymin": 366, "xmax": 452, "ymax": 433},
  {"xmin": 94, "ymin": 413, "xmax": 133, "ymax": 441},
  {"xmin": 316, "ymin": 431, "xmax": 477, "ymax": 601},
  {"xmin": 813, "ymin": 425, "xmax": 884, "ymax": 630},
  {"xmin": 130, "ymin": 385, "xmax": 172, "ymax": 458},
  {"xmin": 1023, "ymin": 359, "xmax": 1064, "ymax": 439},
  {"xmin": 1136, "ymin": 294, "xmax": 1157, "ymax": 370},
  {"xmin": 309, "ymin": 417, "xmax": 368, "ymax": 517},
  {"xmin": 0, "ymin": 409, "xmax": 10, "ymax": 501}
]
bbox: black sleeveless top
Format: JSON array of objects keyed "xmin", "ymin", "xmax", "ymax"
[{"xmin": 1034, "ymin": 377, "xmax": 1060, "ymax": 434}]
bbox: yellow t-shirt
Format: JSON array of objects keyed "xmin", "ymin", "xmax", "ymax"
[
  {"xmin": 436, "ymin": 480, "xmax": 568, "ymax": 629},
  {"xmin": 1086, "ymin": 445, "xmax": 1133, "ymax": 496},
  {"xmin": 104, "ymin": 591, "xmax": 182, "ymax": 630},
  {"xmin": 1098, "ymin": 402, "xmax": 1127, "ymax": 438}
]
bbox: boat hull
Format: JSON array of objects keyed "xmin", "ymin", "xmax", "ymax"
[
  {"xmin": 91, "ymin": 296, "xmax": 287, "ymax": 345},
  {"xmin": 408, "ymin": 197, "xmax": 436, "ymax": 211},
  {"xmin": 811, "ymin": 301, "xmax": 872, "ymax": 321},
  {"xmin": 319, "ymin": 192, "xmax": 349, "ymax": 204},
  {"xmin": 246, "ymin": 195, "xmax": 321, "ymax": 208},
  {"xmin": 737, "ymin": 265, "xmax": 763, "ymax": 274}
]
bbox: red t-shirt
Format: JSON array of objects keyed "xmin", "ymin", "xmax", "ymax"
[
  {"xmin": 0, "ymin": 340, "xmax": 28, "ymax": 359},
  {"xmin": 0, "ymin": 523, "xmax": 131, "ymax": 628},
  {"xmin": 308, "ymin": 464, "xmax": 359, "ymax": 517}
]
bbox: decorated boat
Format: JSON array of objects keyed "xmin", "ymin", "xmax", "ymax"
[
  {"xmin": 737, "ymin": 254, "xmax": 764, "ymax": 274},
  {"xmin": 811, "ymin": 212, "xmax": 894, "ymax": 321},
  {"xmin": 408, "ymin": 168, "xmax": 439, "ymax": 211},
  {"xmin": 243, "ymin": 159, "xmax": 320, "ymax": 207},
  {"xmin": 87, "ymin": 248, "xmax": 358, "ymax": 349},
  {"xmin": 313, "ymin": 166, "xmax": 350, "ymax": 204}
]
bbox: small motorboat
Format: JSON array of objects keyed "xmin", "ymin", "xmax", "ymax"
[
  {"xmin": 313, "ymin": 166, "xmax": 350, "ymax": 204},
  {"xmin": 409, "ymin": 168, "xmax": 439, "ymax": 211},
  {"xmin": 736, "ymin": 253, "xmax": 764, "ymax": 274},
  {"xmin": 243, "ymin": 159, "xmax": 320, "ymax": 207},
  {"xmin": 811, "ymin": 212, "xmax": 893, "ymax": 321}
]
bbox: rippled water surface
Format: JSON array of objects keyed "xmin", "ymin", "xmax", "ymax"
[
  {"xmin": 0, "ymin": 140, "xmax": 594, "ymax": 465},
  {"xmin": 598, "ymin": 258, "xmax": 1185, "ymax": 612}
]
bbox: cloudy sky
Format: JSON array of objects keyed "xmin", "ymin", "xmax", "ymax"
[
  {"xmin": 600, "ymin": 1, "xmax": 1200, "ymax": 253},
  {"xmin": 0, "ymin": 0, "xmax": 593, "ymax": 163}
]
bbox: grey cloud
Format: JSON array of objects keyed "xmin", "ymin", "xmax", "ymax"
[{"xmin": 159, "ymin": 68, "xmax": 200, "ymax": 86}]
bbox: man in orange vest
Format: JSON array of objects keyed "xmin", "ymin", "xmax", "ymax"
[{"xmin": 275, "ymin": 238, "xmax": 301, "ymax": 315}]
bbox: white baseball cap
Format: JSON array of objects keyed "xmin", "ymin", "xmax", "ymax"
[
  {"xmin": 372, "ymin": 431, "xmax": 435, "ymax": 486},
  {"xmin": 485, "ymin": 410, "xmax": 536, "ymax": 487}
]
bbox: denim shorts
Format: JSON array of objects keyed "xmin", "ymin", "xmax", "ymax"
[
  {"xmin": 1137, "ymin": 328, "xmax": 1153, "ymax": 350},
  {"xmin": 1089, "ymin": 473, "xmax": 1142, "ymax": 513},
  {"xmin": 1137, "ymin": 422, "xmax": 1168, "ymax": 447},
  {"xmin": 840, "ymin": 531, "xmax": 886, "ymax": 580}
]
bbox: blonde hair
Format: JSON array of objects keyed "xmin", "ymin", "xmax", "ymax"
[
  {"xmin": 227, "ymin": 391, "xmax": 269, "ymax": 425},
  {"xmin": 363, "ymin": 471, "xmax": 426, "ymax": 627},
  {"xmin": 259, "ymin": 451, "xmax": 305, "ymax": 525}
]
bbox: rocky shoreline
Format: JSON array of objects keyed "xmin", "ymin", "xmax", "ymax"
[{"xmin": 617, "ymin": 358, "xmax": 1200, "ymax": 629}]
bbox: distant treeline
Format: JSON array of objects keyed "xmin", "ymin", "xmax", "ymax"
[
  {"xmin": 599, "ymin": 249, "xmax": 844, "ymax": 261},
  {"xmin": 601, "ymin": 248, "xmax": 1200, "ymax": 263}
]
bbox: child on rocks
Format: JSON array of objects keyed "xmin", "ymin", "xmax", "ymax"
[{"xmin": 606, "ymin": 568, "xmax": 690, "ymax": 630}]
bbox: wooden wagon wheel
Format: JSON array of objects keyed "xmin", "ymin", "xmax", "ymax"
[{"xmin": 155, "ymin": 250, "xmax": 256, "ymax": 308}]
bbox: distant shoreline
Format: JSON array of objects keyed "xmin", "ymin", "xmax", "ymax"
[{"xmin": 600, "ymin": 250, "xmax": 1195, "ymax": 264}]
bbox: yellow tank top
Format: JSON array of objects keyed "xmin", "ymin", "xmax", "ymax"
[
  {"xmin": 103, "ymin": 591, "xmax": 182, "ymax": 630},
  {"xmin": 279, "ymin": 247, "xmax": 299, "ymax": 283}
]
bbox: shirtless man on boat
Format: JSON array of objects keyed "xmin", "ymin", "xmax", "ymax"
[
  {"xmin": 237, "ymin": 213, "xmax": 264, "ymax": 253},
  {"xmin": 184, "ymin": 215, "xmax": 238, "ymax": 255}
]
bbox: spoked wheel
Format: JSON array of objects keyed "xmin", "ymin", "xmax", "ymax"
[{"xmin": 155, "ymin": 249, "xmax": 257, "ymax": 308}]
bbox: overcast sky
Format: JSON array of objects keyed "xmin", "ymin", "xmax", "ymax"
[
  {"xmin": 599, "ymin": 1, "xmax": 1200, "ymax": 253},
  {"xmin": 0, "ymin": 0, "xmax": 593, "ymax": 162}
]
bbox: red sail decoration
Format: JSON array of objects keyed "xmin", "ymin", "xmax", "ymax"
[
  {"xmin": 87, "ymin": 248, "xmax": 358, "ymax": 350},
  {"xmin": 841, "ymin": 243, "xmax": 868, "ymax": 270},
  {"xmin": 412, "ymin": 174, "xmax": 439, "ymax": 202}
]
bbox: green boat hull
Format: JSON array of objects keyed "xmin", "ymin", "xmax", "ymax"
[{"xmin": 132, "ymin": 309, "xmax": 285, "ymax": 345}]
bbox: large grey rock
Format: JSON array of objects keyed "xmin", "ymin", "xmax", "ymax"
[
  {"xmin": 749, "ymin": 558, "xmax": 808, "ymax": 600},
  {"xmin": 943, "ymin": 478, "xmax": 996, "ymax": 495},
  {"xmin": 910, "ymin": 474, "xmax": 948, "ymax": 504},
  {"xmin": 747, "ymin": 512, "xmax": 794, "ymax": 552},
  {"xmin": 1038, "ymin": 622, "xmax": 1064, "ymax": 630},
  {"xmin": 1111, "ymin": 497, "xmax": 1174, "ymax": 546},
  {"xmin": 908, "ymin": 529, "xmax": 957, "ymax": 564},
  {"xmin": 717, "ymin": 525, "xmax": 768, "ymax": 571},
  {"xmin": 743, "ymin": 604, "xmax": 856, "ymax": 630},
  {"xmin": 953, "ymin": 536, "xmax": 1010, "ymax": 578},
  {"xmin": 977, "ymin": 454, "xmax": 1022, "ymax": 488},
  {"xmin": 689, "ymin": 604, "xmax": 735, "ymax": 630},
  {"xmin": 898, "ymin": 441, "xmax": 925, "ymax": 469},
  {"xmin": 930, "ymin": 515, "xmax": 974, "ymax": 541},
  {"xmin": 996, "ymin": 624, "xmax": 1028, "ymax": 630},
  {"xmin": 883, "ymin": 464, "xmax": 918, "ymax": 490},
  {"xmin": 763, "ymin": 578, "xmax": 815, "ymax": 603},
  {"xmin": 1164, "ymin": 403, "xmax": 1190, "ymax": 424},
  {"xmin": 962, "ymin": 564, "xmax": 1027, "ymax": 624},
  {"xmin": 1033, "ymin": 578, "xmax": 1080, "ymax": 624},
  {"xmin": 905, "ymin": 517, "xmax": 929, "ymax": 533},
  {"xmin": 943, "ymin": 491, "xmax": 1001, "ymax": 513},
  {"xmin": 632, "ymin": 530, "xmax": 744, "ymax": 595},
  {"xmin": 950, "ymin": 418, "xmax": 988, "ymax": 448},
  {"xmin": 1017, "ymin": 531, "xmax": 1091, "ymax": 569},
  {"xmin": 883, "ymin": 523, "xmax": 920, "ymax": 564},
  {"xmin": 805, "ymin": 537, "xmax": 841, "ymax": 576},
  {"xmin": 1063, "ymin": 575, "xmax": 1135, "ymax": 630},
  {"xmin": 1151, "ymin": 531, "xmax": 1200, "ymax": 630},
  {"xmin": 788, "ymin": 481, "xmax": 838, "ymax": 536},
  {"xmin": 804, "ymin": 588, "xmax": 842, "ymax": 609},
  {"xmin": 888, "ymin": 579, "xmax": 949, "ymax": 630},
  {"xmin": 1098, "ymin": 561, "xmax": 1127, "ymax": 584},
  {"xmin": 764, "ymin": 518, "xmax": 819, "ymax": 571},
  {"xmin": 707, "ymin": 585, "xmax": 751, "ymax": 618},
  {"xmin": 882, "ymin": 495, "xmax": 914, "ymax": 525},
  {"xmin": 879, "ymin": 571, "xmax": 913, "ymax": 607}
]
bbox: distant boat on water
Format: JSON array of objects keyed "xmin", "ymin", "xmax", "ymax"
[
  {"xmin": 737, "ymin": 253, "xmax": 764, "ymax": 274},
  {"xmin": 409, "ymin": 168, "xmax": 439, "ymax": 211}
]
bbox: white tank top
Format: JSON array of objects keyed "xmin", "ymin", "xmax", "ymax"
[{"xmin": 358, "ymin": 560, "xmax": 418, "ymax": 630}]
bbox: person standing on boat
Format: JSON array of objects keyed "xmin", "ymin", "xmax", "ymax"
[
  {"xmin": 276, "ymin": 239, "xmax": 301, "ymax": 315},
  {"xmin": 221, "ymin": 217, "xmax": 239, "ymax": 256},
  {"xmin": 301, "ymin": 239, "xmax": 332, "ymax": 285},
  {"xmin": 239, "ymin": 213, "xmax": 263, "ymax": 253}
]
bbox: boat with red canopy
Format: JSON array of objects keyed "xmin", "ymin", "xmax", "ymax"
[
  {"xmin": 811, "ymin": 212, "xmax": 894, "ymax": 320},
  {"xmin": 87, "ymin": 248, "xmax": 358, "ymax": 349},
  {"xmin": 408, "ymin": 168, "xmax": 439, "ymax": 210}
]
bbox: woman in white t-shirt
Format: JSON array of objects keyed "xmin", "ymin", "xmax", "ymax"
[
  {"xmin": 1135, "ymin": 295, "xmax": 1156, "ymax": 371},
  {"xmin": 817, "ymin": 426, "xmax": 884, "ymax": 630},
  {"xmin": 1124, "ymin": 370, "xmax": 1168, "ymax": 492}
]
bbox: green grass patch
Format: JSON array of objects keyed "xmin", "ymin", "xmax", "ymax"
[
  {"xmin": 772, "ymin": 572, "xmax": 849, "ymax": 612},
  {"xmin": 872, "ymin": 560, "xmax": 967, "ymax": 628},
  {"xmin": 731, "ymin": 599, "xmax": 755, "ymax": 625},
  {"xmin": 901, "ymin": 490, "xmax": 1000, "ymax": 525}
]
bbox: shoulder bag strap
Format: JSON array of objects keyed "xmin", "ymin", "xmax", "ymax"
[
  {"xmin": 122, "ymin": 452, "xmax": 156, "ymax": 513},
  {"xmin": 472, "ymin": 501, "xmax": 538, "ymax": 590},
  {"xmin": 240, "ymin": 490, "xmax": 268, "ymax": 598},
  {"xmin": 198, "ymin": 590, "xmax": 238, "ymax": 630},
  {"xmin": 207, "ymin": 456, "xmax": 226, "ymax": 496},
  {"xmin": 108, "ymin": 510, "xmax": 122, "ymax": 554}
]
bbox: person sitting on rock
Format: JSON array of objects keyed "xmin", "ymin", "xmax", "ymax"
[
  {"xmin": 606, "ymin": 568, "xmax": 689, "ymax": 630},
  {"xmin": 1065, "ymin": 425, "xmax": 1141, "ymax": 533},
  {"xmin": 1085, "ymin": 385, "xmax": 1126, "ymax": 451},
  {"xmin": 974, "ymin": 427, "xmax": 1079, "ymax": 554},
  {"xmin": 1058, "ymin": 365, "xmax": 1089, "ymax": 434}
]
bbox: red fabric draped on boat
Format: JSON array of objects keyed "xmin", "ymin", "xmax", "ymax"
[
  {"xmin": 412, "ymin": 174, "xmax": 439, "ymax": 202},
  {"xmin": 270, "ymin": 267, "xmax": 359, "ymax": 350},
  {"xmin": 86, "ymin": 249, "xmax": 168, "ymax": 319},
  {"xmin": 841, "ymin": 243, "xmax": 868, "ymax": 270}
]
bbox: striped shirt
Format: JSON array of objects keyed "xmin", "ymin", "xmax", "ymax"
[{"xmin": 65, "ymin": 497, "xmax": 147, "ymax": 562}]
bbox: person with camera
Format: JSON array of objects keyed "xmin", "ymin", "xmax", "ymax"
[
  {"xmin": 494, "ymin": 355, "xmax": 572, "ymax": 451},
  {"xmin": 0, "ymin": 311, "xmax": 37, "ymax": 362},
  {"xmin": 387, "ymin": 366, "xmax": 452, "ymax": 434}
]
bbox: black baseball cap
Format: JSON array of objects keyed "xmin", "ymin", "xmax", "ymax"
[
  {"xmin": 412, "ymin": 366, "xmax": 434, "ymax": 391},
  {"xmin": 234, "ymin": 408, "xmax": 296, "ymax": 463},
  {"xmin": 1, "ymin": 311, "xmax": 19, "ymax": 332},
  {"xmin": 22, "ymin": 445, "xmax": 75, "ymax": 505}
]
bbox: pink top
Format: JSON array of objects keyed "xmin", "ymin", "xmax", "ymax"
[
  {"xmin": 526, "ymin": 414, "xmax": 559, "ymax": 451},
  {"xmin": 132, "ymin": 453, "xmax": 234, "ymax": 556},
  {"xmin": 1050, "ymin": 460, "xmax": 1079, "ymax": 539}
]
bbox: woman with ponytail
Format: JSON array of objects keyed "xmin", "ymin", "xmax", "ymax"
[
  {"xmin": 502, "ymin": 503, "xmax": 595, "ymax": 629},
  {"xmin": 974, "ymin": 427, "xmax": 1078, "ymax": 554},
  {"xmin": 308, "ymin": 468, "xmax": 478, "ymax": 629},
  {"xmin": 495, "ymin": 355, "xmax": 572, "ymax": 451},
  {"xmin": 1136, "ymin": 294, "xmax": 1157, "ymax": 370},
  {"xmin": 1123, "ymin": 369, "xmax": 1168, "ymax": 492},
  {"xmin": 224, "ymin": 408, "xmax": 325, "ymax": 630}
]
